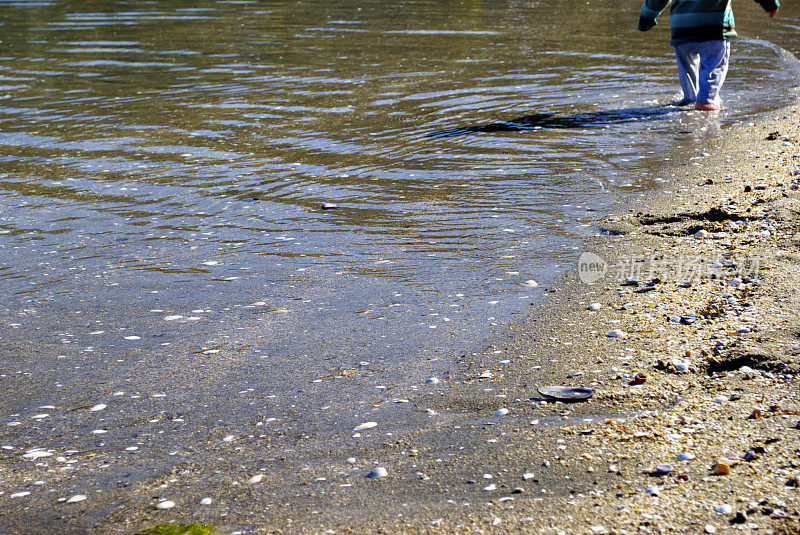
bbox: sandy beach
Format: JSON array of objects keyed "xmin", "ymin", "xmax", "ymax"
[
  {"xmin": 3, "ymin": 103, "xmax": 800, "ymax": 534},
  {"xmin": 353, "ymin": 103, "xmax": 800, "ymax": 534}
]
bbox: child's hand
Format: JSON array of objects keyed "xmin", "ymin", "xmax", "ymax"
[{"xmin": 768, "ymin": 7, "xmax": 779, "ymax": 17}]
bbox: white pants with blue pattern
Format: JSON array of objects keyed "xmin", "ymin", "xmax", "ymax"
[{"xmin": 674, "ymin": 40, "xmax": 730, "ymax": 106}]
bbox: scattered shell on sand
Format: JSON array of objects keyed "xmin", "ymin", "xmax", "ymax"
[
  {"xmin": 494, "ymin": 408, "xmax": 509, "ymax": 416},
  {"xmin": 353, "ymin": 422, "xmax": 377, "ymax": 432},
  {"xmin": 90, "ymin": 404, "xmax": 106, "ymax": 412},
  {"xmin": 426, "ymin": 377, "xmax": 440, "ymax": 384},
  {"xmin": 608, "ymin": 329, "xmax": 626, "ymax": 338},
  {"xmin": 714, "ymin": 504, "xmax": 733, "ymax": 514},
  {"xmin": 65, "ymin": 494, "xmax": 86, "ymax": 504},
  {"xmin": 537, "ymin": 386, "xmax": 594, "ymax": 402},
  {"xmin": 200, "ymin": 498, "xmax": 213, "ymax": 505},
  {"xmin": 655, "ymin": 463, "xmax": 674, "ymax": 474},
  {"xmin": 366, "ymin": 467, "xmax": 388, "ymax": 479},
  {"xmin": 155, "ymin": 500, "xmax": 175, "ymax": 510},
  {"xmin": 22, "ymin": 450, "xmax": 52, "ymax": 460},
  {"xmin": 244, "ymin": 474, "xmax": 264, "ymax": 485},
  {"xmin": 714, "ymin": 463, "xmax": 731, "ymax": 475},
  {"xmin": 588, "ymin": 303, "xmax": 602, "ymax": 311}
]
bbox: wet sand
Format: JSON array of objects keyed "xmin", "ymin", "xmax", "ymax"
[{"xmin": 3, "ymin": 104, "xmax": 800, "ymax": 534}]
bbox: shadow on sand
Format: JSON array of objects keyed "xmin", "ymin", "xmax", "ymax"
[{"xmin": 427, "ymin": 104, "xmax": 686, "ymax": 138}]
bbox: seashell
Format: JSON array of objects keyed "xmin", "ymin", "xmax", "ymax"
[
  {"xmin": 608, "ymin": 329, "xmax": 626, "ymax": 338},
  {"xmin": 494, "ymin": 408, "xmax": 509, "ymax": 416},
  {"xmin": 673, "ymin": 359, "xmax": 690, "ymax": 373},
  {"xmin": 353, "ymin": 422, "xmax": 377, "ymax": 432},
  {"xmin": 537, "ymin": 386, "xmax": 594, "ymax": 402},
  {"xmin": 366, "ymin": 467, "xmax": 388, "ymax": 479},
  {"xmin": 426, "ymin": 377, "xmax": 440, "ymax": 384},
  {"xmin": 65, "ymin": 494, "xmax": 86, "ymax": 504},
  {"xmin": 588, "ymin": 303, "xmax": 602, "ymax": 311},
  {"xmin": 713, "ymin": 463, "xmax": 731, "ymax": 475},
  {"xmin": 155, "ymin": 500, "xmax": 175, "ymax": 510},
  {"xmin": 677, "ymin": 452, "xmax": 695, "ymax": 461},
  {"xmin": 244, "ymin": 474, "xmax": 264, "ymax": 485},
  {"xmin": 655, "ymin": 463, "xmax": 674, "ymax": 474},
  {"xmin": 714, "ymin": 503, "xmax": 732, "ymax": 514},
  {"xmin": 23, "ymin": 451, "xmax": 53, "ymax": 460}
]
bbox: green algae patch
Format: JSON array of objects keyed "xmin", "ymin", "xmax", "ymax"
[{"xmin": 132, "ymin": 523, "xmax": 218, "ymax": 535}]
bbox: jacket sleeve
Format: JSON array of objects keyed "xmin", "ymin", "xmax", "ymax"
[
  {"xmin": 638, "ymin": 0, "xmax": 671, "ymax": 31},
  {"xmin": 754, "ymin": 0, "xmax": 779, "ymax": 11}
]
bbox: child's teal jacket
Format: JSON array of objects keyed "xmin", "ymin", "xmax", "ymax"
[{"xmin": 638, "ymin": 0, "xmax": 780, "ymax": 45}]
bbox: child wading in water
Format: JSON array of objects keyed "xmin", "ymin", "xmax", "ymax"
[{"xmin": 638, "ymin": 0, "xmax": 779, "ymax": 111}]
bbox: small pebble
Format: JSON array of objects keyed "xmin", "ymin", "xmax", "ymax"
[
  {"xmin": 677, "ymin": 452, "xmax": 696, "ymax": 461},
  {"xmin": 694, "ymin": 229, "xmax": 709, "ymax": 238},
  {"xmin": 608, "ymin": 329, "xmax": 626, "ymax": 338},
  {"xmin": 588, "ymin": 303, "xmax": 602, "ymax": 311},
  {"xmin": 155, "ymin": 500, "xmax": 175, "ymax": 510},
  {"xmin": 200, "ymin": 498, "xmax": 213, "ymax": 505},
  {"xmin": 494, "ymin": 408, "xmax": 509, "ymax": 416},
  {"xmin": 645, "ymin": 484, "xmax": 660, "ymax": 496}
]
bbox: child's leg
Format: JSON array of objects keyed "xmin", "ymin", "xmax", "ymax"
[
  {"xmin": 696, "ymin": 40, "xmax": 730, "ymax": 109},
  {"xmin": 674, "ymin": 43, "xmax": 700, "ymax": 104}
]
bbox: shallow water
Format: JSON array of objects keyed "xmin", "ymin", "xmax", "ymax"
[{"xmin": 0, "ymin": 0, "xmax": 798, "ymax": 508}]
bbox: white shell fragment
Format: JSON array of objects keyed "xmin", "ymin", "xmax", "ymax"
[
  {"xmin": 494, "ymin": 408, "xmax": 509, "ymax": 416},
  {"xmin": 22, "ymin": 451, "xmax": 53, "ymax": 460},
  {"xmin": 673, "ymin": 359, "xmax": 691, "ymax": 373},
  {"xmin": 426, "ymin": 377, "xmax": 440, "ymax": 384},
  {"xmin": 200, "ymin": 498, "xmax": 213, "ymax": 505},
  {"xmin": 714, "ymin": 503, "xmax": 732, "ymax": 514},
  {"xmin": 608, "ymin": 329, "xmax": 627, "ymax": 338},
  {"xmin": 90, "ymin": 404, "xmax": 107, "ymax": 412},
  {"xmin": 65, "ymin": 494, "xmax": 87, "ymax": 504},
  {"xmin": 353, "ymin": 422, "xmax": 377, "ymax": 432},
  {"xmin": 588, "ymin": 303, "xmax": 602, "ymax": 311},
  {"xmin": 366, "ymin": 467, "xmax": 388, "ymax": 479},
  {"xmin": 244, "ymin": 474, "xmax": 264, "ymax": 485},
  {"xmin": 537, "ymin": 386, "xmax": 594, "ymax": 402},
  {"xmin": 155, "ymin": 500, "xmax": 175, "ymax": 510},
  {"xmin": 523, "ymin": 280, "xmax": 538, "ymax": 287}
]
